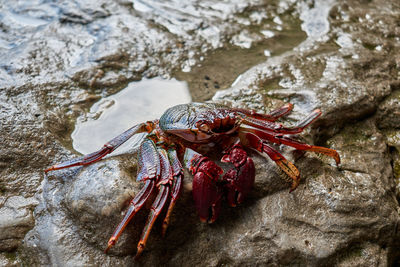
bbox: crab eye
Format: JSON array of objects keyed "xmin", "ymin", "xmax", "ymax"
[{"xmin": 198, "ymin": 123, "xmax": 211, "ymax": 133}]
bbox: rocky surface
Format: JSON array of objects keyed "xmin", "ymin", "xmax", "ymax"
[{"xmin": 1, "ymin": 0, "xmax": 400, "ymax": 266}]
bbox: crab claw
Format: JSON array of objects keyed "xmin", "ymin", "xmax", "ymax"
[
  {"xmin": 221, "ymin": 144, "xmax": 255, "ymax": 207},
  {"xmin": 184, "ymin": 149, "xmax": 223, "ymax": 223}
]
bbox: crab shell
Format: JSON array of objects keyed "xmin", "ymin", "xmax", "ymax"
[{"xmin": 159, "ymin": 102, "xmax": 240, "ymax": 143}]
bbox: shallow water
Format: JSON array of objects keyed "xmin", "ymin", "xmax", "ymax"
[{"xmin": 71, "ymin": 78, "xmax": 191, "ymax": 154}]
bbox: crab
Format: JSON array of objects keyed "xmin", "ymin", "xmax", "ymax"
[{"xmin": 45, "ymin": 102, "xmax": 340, "ymax": 258}]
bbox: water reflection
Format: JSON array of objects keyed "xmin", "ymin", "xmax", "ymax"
[{"xmin": 72, "ymin": 78, "xmax": 191, "ymax": 154}]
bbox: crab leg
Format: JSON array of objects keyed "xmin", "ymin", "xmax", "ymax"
[
  {"xmin": 135, "ymin": 148, "xmax": 174, "ymax": 258},
  {"xmin": 162, "ymin": 149, "xmax": 183, "ymax": 236},
  {"xmin": 45, "ymin": 122, "xmax": 151, "ymax": 172},
  {"xmin": 242, "ymin": 109, "xmax": 322, "ymax": 135},
  {"xmin": 276, "ymin": 136, "xmax": 340, "ymax": 165},
  {"xmin": 105, "ymin": 138, "xmax": 160, "ymax": 253},
  {"xmin": 136, "ymin": 185, "xmax": 169, "ymax": 258},
  {"xmin": 230, "ymin": 103, "xmax": 293, "ymax": 122},
  {"xmin": 268, "ymin": 103, "xmax": 294, "ymax": 120},
  {"xmin": 240, "ymin": 131, "xmax": 300, "ymax": 192},
  {"xmin": 105, "ymin": 180, "xmax": 155, "ymax": 253},
  {"xmin": 242, "ymin": 127, "xmax": 340, "ymax": 165}
]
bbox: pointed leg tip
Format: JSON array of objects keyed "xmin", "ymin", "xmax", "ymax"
[
  {"xmin": 135, "ymin": 244, "xmax": 145, "ymax": 260},
  {"xmin": 336, "ymin": 163, "xmax": 342, "ymax": 170},
  {"xmin": 207, "ymin": 218, "xmax": 217, "ymax": 224},
  {"xmin": 312, "ymin": 109, "xmax": 322, "ymax": 119},
  {"xmin": 44, "ymin": 166, "xmax": 54, "ymax": 173},
  {"xmin": 199, "ymin": 217, "xmax": 208, "ymax": 223},
  {"xmin": 105, "ymin": 238, "xmax": 116, "ymax": 254},
  {"xmin": 199, "ymin": 214, "xmax": 216, "ymax": 224},
  {"xmin": 161, "ymin": 223, "xmax": 168, "ymax": 237},
  {"xmin": 289, "ymin": 180, "xmax": 300, "ymax": 193}
]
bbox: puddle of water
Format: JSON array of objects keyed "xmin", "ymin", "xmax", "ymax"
[
  {"xmin": 174, "ymin": 13, "xmax": 307, "ymax": 102},
  {"xmin": 72, "ymin": 78, "xmax": 191, "ymax": 155}
]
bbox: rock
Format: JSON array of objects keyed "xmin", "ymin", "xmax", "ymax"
[
  {"xmin": 0, "ymin": 196, "xmax": 38, "ymax": 251},
  {"xmin": 1, "ymin": 0, "xmax": 400, "ymax": 266}
]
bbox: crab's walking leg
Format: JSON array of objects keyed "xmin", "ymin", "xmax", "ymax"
[
  {"xmin": 184, "ymin": 148, "xmax": 223, "ymax": 223},
  {"xmin": 45, "ymin": 122, "xmax": 152, "ymax": 172},
  {"xmin": 243, "ymin": 109, "xmax": 322, "ymax": 135},
  {"xmin": 240, "ymin": 131, "xmax": 300, "ymax": 192},
  {"xmin": 277, "ymin": 136, "xmax": 340, "ymax": 165},
  {"xmin": 231, "ymin": 103, "xmax": 293, "ymax": 122},
  {"xmin": 135, "ymin": 148, "xmax": 173, "ymax": 258},
  {"xmin": 105, "ymin": 138, "xmax": 160, "ymax": 253},
  {"xmin": 268, "ymin": 103, "xmax": 294, "ymax": 120},
  {"xmin": 136, "ymin": 148, "xmax": 185, "ymax": 257},
  {"xmin": 162, "ymin": 149, "xmax": 183, "ymax": 237},
  {"xmin": 105, "ymin": 180, "xmax": 155, "ymax": 253},
  {"xmin": 244, "ymin": 128, "xmax": 340, "ymax": 166},
  {"xmin": 136, "ymin": 185, "xmax": 169, "ymax": 259}
]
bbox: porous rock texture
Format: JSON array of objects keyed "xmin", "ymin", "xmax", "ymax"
[{"xmin": 1, "ymin": 0, "xmax": 399, "ymax": 266}]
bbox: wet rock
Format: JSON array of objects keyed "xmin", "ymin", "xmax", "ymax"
[
  {"xmin": 0, "ymin": 196, "xmax": 37, "ymax": 251},
  {"xmin": 61, "ymin": 159, "xmax": 144, "ymax": 255},
  {"xmin": 59, "ymin": 1, "xmax": 110, "ymax": 24},
  {"xmin": 376, "ymin": 88, "xmax": 400, "ymax": 130},
  {"xmin": 383, "ymin": 130, "xmax": 400, "ymax": 200},
  {"xmin": 0, "ymin": 252, "xmax": 21, "ymax": 267},
  {"xmin": 1, "ymin": 0, "xmax": 400, "ymax": 266},
  {"xmin": 21, "ymin": 159, "xmax": 145, "ymax": 266}
]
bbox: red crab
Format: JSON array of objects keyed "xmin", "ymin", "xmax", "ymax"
[{"xmin": 45, "ymin": 102, "xmax": 340, "ymax": 258}]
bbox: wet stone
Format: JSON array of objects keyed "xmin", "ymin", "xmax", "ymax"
[
  {"xmin": 1, "ymin": 0, "xmax": 400, "ymax": 266},
  {"xmin": 0, "ymin": 196, "xmax": 38, "ymax": 251},
  {"xmin": 376, "ymin": 89, "xmax": 400, "ymax": 130},
  {"xmin": 62, "ymin": 160, "xmax": 144, "ymax": 255}
]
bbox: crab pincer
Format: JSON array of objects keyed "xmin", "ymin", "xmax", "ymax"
[
  {"xmin": 221, "ymin": 144, "xmax": 255, "ymax": 206},
  {"xmin": 185, "ymin": 148, "xmax": 223, "ymax": 223}
]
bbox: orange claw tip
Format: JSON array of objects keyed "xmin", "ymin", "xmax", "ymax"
[
  {"xmin": 105, "ymin": 238, "xmax": 116, "ymax": 253},
  {"xmin": 289, "ymin": 182, "xmax": 300, "ymax": 193},
  {"xmin": 335, "ymin": 155, "xmax": 341, "ymax": 166},
  {"xmin": 44, "ymin": 166, "xmax": 54, "ymax": 173},
  {"xmin": 313, "ymin": 109, "xmax": 322, "ymax": 115},
  {"xmin": 161, "ymin": 222, "xmax": 169, "ymax": 237},
  {"xmin": 289, "ymin": 186, "xmax": 297, "ymax": 193},
  {"xmin": 134, "ymin": 244, "xmax": 145, "ymax": 260},
  {"xmin": 285, "ymin": 103, "xmax": 294, "ymax": 108},
  {"xmin": 198, "ymin": 217, "xmax": 208, "ymax": 223}
]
